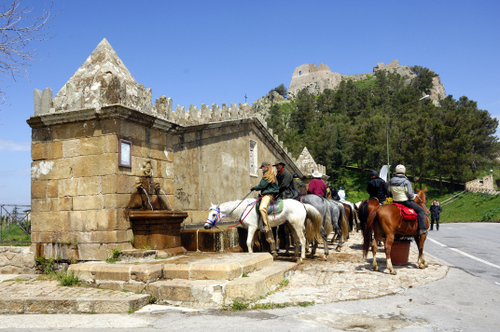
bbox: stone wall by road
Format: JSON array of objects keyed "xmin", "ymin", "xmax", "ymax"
[{"xmin": 0, "ymin": 247, "xmax": 36, "ymax": 274}]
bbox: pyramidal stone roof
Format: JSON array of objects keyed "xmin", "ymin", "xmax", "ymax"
[{"xmin": 52, "ymin": 38, "xmax": 153, "ymax": 112}]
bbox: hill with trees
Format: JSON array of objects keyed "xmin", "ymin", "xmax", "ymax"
[{"xmin": 256, "ymin": 68, "xmax": 499, "ymax": 196}]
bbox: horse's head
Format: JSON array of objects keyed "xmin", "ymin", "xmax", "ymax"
[
  {"xmin": 205, "ymin": 203, "xmax": 222, "ymax": 229},
  {"xmin": 415, "ymin": 188, "xmax": 429, "ymax": 212}
]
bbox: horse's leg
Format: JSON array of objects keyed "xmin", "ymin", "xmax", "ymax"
[
  {"xmin": 384, "ymin": 235, "xmax": 396, "ymax": 275},
  {"xmin": 289, "ymin": 221, "xmax": 306, "ymax": 264},
  {"xmin": 264, "ymin": 228, "xmax": 278, "ymax": 258},
  {"xmin": 296, "ymin": 228, "xmax": 306, "ymax": 264},
  {"xmin": 331, "ymin": 219, "xmax": 343, "ymax": 252},
  {"xmin": 417, "ymin": 234, "xmax": 428, "ymax": 268},
  {"xmin": 371, "ymin": 235, "xmax": 379, "ymax": 271},
  {"xmin": 246, "ymin": 226, "xmax": 257, "ymax": 254}
]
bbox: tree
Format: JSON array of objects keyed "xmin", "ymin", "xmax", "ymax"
[
  {"xmin": 269, "ymin": 83, "xmax": 287, "ymax": 99},
  {"xmin": 0, "ymin": 0, "xmax": 57, "ymax": 103}
]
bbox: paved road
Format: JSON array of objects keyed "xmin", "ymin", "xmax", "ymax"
[
  {"xmin": 424, "ymin": 222, "xmax": 500, "ymax": 286},
  {"xmin": 1, "ymin": 223, "xmax": 499, "ymax": 331}
]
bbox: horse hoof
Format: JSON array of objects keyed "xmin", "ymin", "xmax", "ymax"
[
  {"xmin": 390, "ymin": 270, "xmax": 397, "ymax": 275},
  {"xmin": 335, "ymin": 247, "xmax": 341, "ymax": 252},
  {"xmin": 272, "ymin": 252, "xmax": 278, "ymax": 258}
]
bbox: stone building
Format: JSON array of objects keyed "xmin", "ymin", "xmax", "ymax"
[
  {"xmin": 465, "ymin": 174, "xmax": 498, "ymax": 194},
  {"xmin": 27, "ymin": 39, "xmax": 325, "ymax": 261}
]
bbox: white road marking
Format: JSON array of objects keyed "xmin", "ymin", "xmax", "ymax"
[{"xmin": 427, "ymin": 237, "xmax": 500, "ymax": 269}]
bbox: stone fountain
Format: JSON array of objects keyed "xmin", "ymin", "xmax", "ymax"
[{"xmin": 128, "ymin": 161, "xmax": 188, "ymax": 250}]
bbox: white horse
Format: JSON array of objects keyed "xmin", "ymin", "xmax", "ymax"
[{"xmin": 205, "ymin": 198, "xmax": 324, "ymax": 263}]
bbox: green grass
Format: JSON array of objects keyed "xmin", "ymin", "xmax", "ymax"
[
  {"xmin": 439, "ymin": 192, "xmax": 500, "ymax": 222},
  {"xmin": 0, "ymin": 224, "xmax": 31, "ymax": 245}
]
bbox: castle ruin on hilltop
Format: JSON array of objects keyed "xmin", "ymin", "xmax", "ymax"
[{"xmin": 287, "ymin": 59, "xmax": 446, "ymax": 105}]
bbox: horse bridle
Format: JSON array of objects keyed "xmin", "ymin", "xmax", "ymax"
[
  {"xmin": 206, "ymin": 207, "xmax": 221, "ymax": 227},
  {"xmin": 206, "ymin": 200, "xmax": 258, "ymax": 228}
]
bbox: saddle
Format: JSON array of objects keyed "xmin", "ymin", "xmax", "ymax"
[
  {"xmin": 255, "ymin": 197, "xmax": 284, "ymax": 215},
  {"xmin": 391, "ymin": 203, "xmax": 418, "ymax": 221}
]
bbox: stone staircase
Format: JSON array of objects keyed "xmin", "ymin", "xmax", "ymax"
[{"xmin": 68, "ymin": 251, "xmax": 297, "ymax": 309}]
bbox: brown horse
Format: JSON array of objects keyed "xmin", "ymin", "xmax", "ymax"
[{"xmin": 362, "ymin": 188, "xmax": 429, "ymax": 274}]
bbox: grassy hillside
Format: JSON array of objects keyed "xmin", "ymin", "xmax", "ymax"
[{"xmin": 338, "ymin": 169, "xmax": 500, "ymax": 223}]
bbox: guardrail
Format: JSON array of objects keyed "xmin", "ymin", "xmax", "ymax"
[{"xmin": 0, "ymin": 204, "xmax": 31, "ymax": 244}]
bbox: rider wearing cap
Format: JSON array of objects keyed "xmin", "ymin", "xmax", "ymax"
[
  {"xmin": 251, "ymin": 161, "xmax": 279, "ymax": 233},
  {"xmin": 274, "ymin": 161, "xmax": 299, "ymax": 199},
  {"xmin": 367, "ymin": 170, "xmax": 390, "ymax": 204},
  {"xmin": 293, "ymin": 173, "xmax": 307, "ymax": 195},
  {"xmin": 388, "ymin": 165, "xmax": 427, "ymax": 235}
]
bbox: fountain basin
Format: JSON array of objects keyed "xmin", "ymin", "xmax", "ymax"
[{"xmin": 129, "ymin": 210, "xmax": 188, "ymax": 250}]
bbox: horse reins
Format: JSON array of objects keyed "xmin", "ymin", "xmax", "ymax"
[{"xmin": 206, "ymin": 193, "xmax": 262, "ymax": 229}]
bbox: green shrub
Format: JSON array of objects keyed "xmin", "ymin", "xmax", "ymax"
[{"xmin": 56, "ymin": 271, "xmax": 80, "ymax": 287}]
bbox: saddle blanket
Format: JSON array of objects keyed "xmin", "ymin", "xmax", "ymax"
[
  {"xmin": 256, "ymin": 198, "xmax": 284, "ymax": 215},
  {"xmin": 391, "ymin": 202, "xmax": 418, "ymax": 221}
]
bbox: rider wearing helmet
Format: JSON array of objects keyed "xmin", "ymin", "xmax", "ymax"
[
  {"xmin": 367, "ymin": 170, "xmax": 389, "ymax": 204},
  {"xmin": 251, "ymin": 161, "xmax": 279, "ymax": 233},
  {"xmin": 388, "ymin": 165, "xmax": 427, "ymax": 235}
]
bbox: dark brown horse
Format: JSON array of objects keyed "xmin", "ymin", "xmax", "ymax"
[{"xmin": 362, "ymin": 188, "xmax": 429, "ymax": 274}]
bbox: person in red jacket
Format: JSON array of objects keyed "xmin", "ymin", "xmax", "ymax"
[{"xmin": 307, "ymin": 170, "xmax": 326, "ymax": 198}]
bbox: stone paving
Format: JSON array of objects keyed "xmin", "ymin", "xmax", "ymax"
[
  {"xmin": 256, "ymin": 231, "xmax": 449, "ymax": 305},
  {"xmin": 0, "ymin": 276, "xmax": 150, "ymax": 314},
  {"xmin": 0, "ymin": 231, "xmax": 448, "ymax": 313}
]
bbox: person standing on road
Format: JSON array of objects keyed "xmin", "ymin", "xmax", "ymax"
[{"xmin": 430, "ymin": 200, "xmax": 442, "ymax": 231}]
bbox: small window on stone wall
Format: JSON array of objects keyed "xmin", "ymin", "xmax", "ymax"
[{"xmin": 249, "ymin": 139, "xmax": 258, "ymax": 177}]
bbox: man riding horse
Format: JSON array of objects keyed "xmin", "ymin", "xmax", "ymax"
[
  {"xmin": 274, "ymin": 161, "xmax": 299, "ymax": 199},
  {"xmin": 367, "ymin": 170, "xmax": 389, "ymax": 204},
  {"xmin": 388, "ymin": 164, "xmax": 428, "ymax": 235}
]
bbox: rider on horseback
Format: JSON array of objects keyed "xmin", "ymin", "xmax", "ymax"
[
  {"xmin": 388, "ymin": 165, "xmax": 428, "ymax": 235},
  {"xmin": 367, "ymin": 170, "xmax": 390, "ymax": 204},
  {"xmin": 251, "ymin": 161, "xmax": 279, "ymax": 233},
  {"xmin": 274, "ymin": 161, "xmax": 299, "ymax": 199},
  {"xmin": 308, "ymin": 170, "xmax": 327, "ymax": 198}
]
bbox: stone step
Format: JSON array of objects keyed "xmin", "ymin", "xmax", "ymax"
[
  {"xmin": 69, "ymin": 252, "xmax": 274, "ymax": 284},
  {"xmin": 68, "ymin": 253, "xmax": 295, "ymax": 309},
  {"xmin": 146, "ymin": 261, "xmax": 297, "ymax": 309},
  {"xmin": 0, "ymin": 276, "xmax": 150, "ymax": 314}
]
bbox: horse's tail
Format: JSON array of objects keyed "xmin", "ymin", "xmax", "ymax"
[
  {"xmin": 304, "ymin": 204, "xmax": 324, "ymax": 244},
  {"xmin": 362, "ymin": 209, "xmax": 378, "ymax": 258},
  {"xmin": 359, "ymin": 200, "xmax": 368, "ymax": 234},
  {"xmin": 338, "ymin": 205, "xmax": 349, "ymax": 242},
  {"xmin": 323, "ymin": 203, "xmax": 333, "ymax": 235}
]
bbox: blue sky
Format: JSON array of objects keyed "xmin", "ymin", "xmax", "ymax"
[{"xmin": 0, "ymin": 0, "xmax": 499, "ymax": 204}]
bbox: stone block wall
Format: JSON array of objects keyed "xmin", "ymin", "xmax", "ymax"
[
  {"xmin": 0, "ymin": 247, "xmax": 36, "ymax": 274},
  {"xmin": 465, "ymin": 174, "xmax": 498, "ymax": 194},
  {"xmin": 28, "ymin": 107, "xmax": 178, "ymax": 260}
]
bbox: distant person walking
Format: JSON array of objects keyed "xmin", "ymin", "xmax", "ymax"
[{"xmin": 430, "ymin": 200, "xmax": 442, "ymax": 231}]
